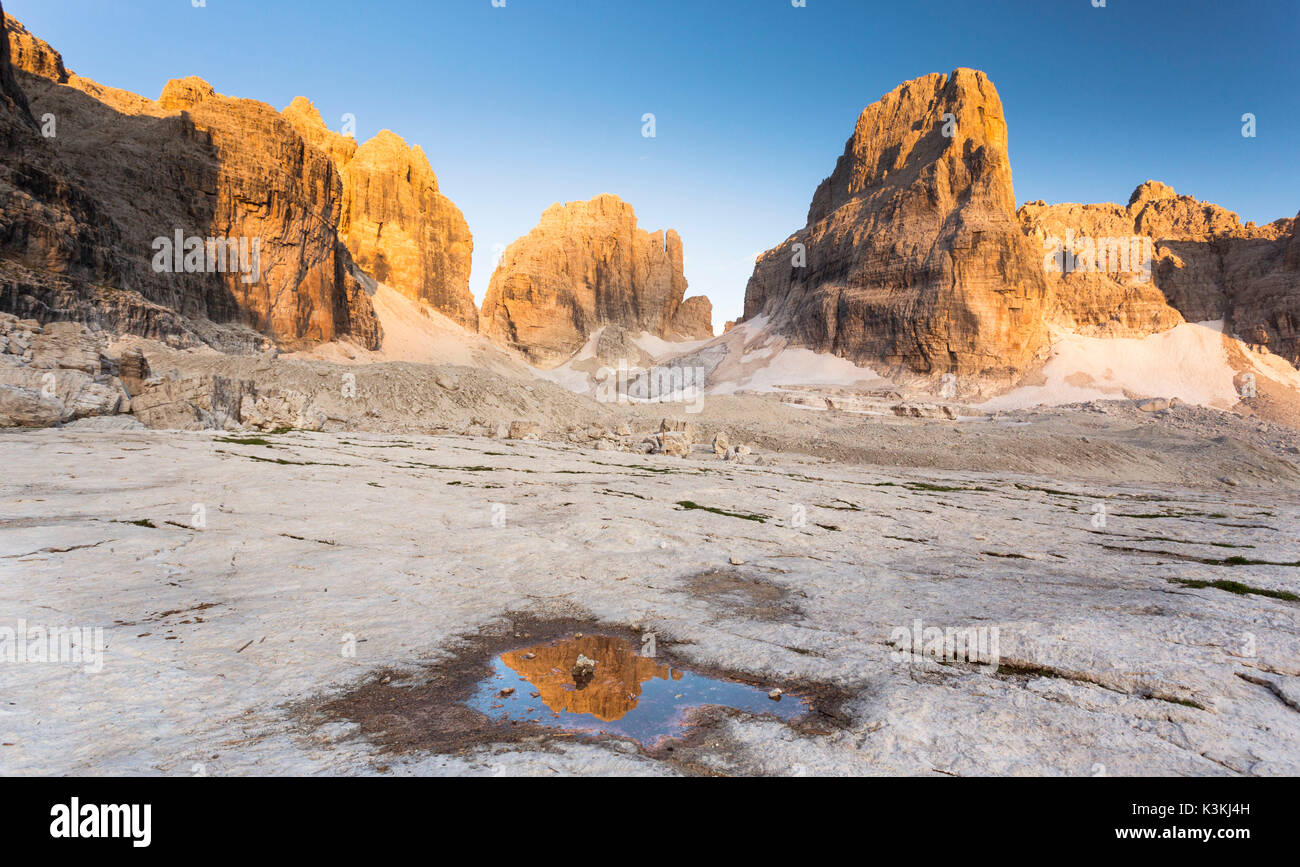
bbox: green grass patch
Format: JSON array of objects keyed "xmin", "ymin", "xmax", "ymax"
[
  {"xmin": 906, "ymin": 482, "xmax": 992, "ymax": 493},
  {"xmin": 603, "ymin": 489, "xmax": 650, "ymax": 500},
  {"xmin": 235, "ymin": 454, "xmax": 348, "ymax": 467},
  {"xmin": 675, "ymin": 501, "xmax": 768, "ymax": 523},
  {"xmin": 1014, "ymin": 483, "xmax": 1083, "ymax": 498},
  {"xmin": 1172, "ymin": 578, "xmax": 1299, "ymax": 601}
]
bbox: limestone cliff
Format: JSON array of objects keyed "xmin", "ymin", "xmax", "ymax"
[
  {"xmin": 3, "ymin": 14, "xmax": 66, "ymax": 83},
  {"xmin": 2, "ymin": 10, "xmax": 381, "ymax": 350},
  {"xmin": 744, "ymin": 69, "xmax": 1049, "ymax": 379},
  {"xmin": 282, "ymin": 99, "xmax": 477, "ymax": 331},
  {"xmin": 1020, "ymin": 181, "xmax": 1300, "ymax": 363},
  {"xmin": 480, "ymin": 194, "xmax": 713, "ymax": 365},
  {"xmin": 0, "ymin": 3, "xmax": 144, "ymax": 339}
]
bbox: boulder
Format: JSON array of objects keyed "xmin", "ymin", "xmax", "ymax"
[
  {"xmin": 507, "ymin": 420, "xmax": 542, "ymax": 440},
  {"xmin": 28, "ymin": 321, "xmax": 100, "ymax": 373},
  {"xmin": 238, "ymin": 388, "xmax": 324, "ymax": 432},
  {"xmin": 0, "ymin": 367, "xmax": 127, "ymax": 423},
  {"xmin": 659, "ymin": 418, "xmax": 697, "ymax": 442},
  {"xmin": 653, "ymin": 431, "xmax": 692, "ymax": 457},
  {"xmin": 0, "ymin": 383, "xmax": 60, "ymax": 426},
  {"xmin": 130, "ymin": 375, "xmax": 253, "ymax": 430}
]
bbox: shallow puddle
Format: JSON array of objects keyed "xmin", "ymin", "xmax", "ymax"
[{"xmin": 466, "ymin": 634, "xmax": 807, "ymax": 747}]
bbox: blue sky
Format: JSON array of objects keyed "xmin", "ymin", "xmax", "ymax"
[{"xmin": 8, "ymin": 0, "xmax": 1297, "ymax": 327}]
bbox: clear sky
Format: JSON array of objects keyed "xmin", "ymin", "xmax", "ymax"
[{"xmin": 8, "ymin": 0, "xmax": 1297, "ymax": 329}]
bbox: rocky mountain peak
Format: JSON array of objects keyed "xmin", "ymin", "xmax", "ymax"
[
  {"xmin": 337, "ymin": 128, "xmax": 476, "ymax": 330},
  {"xmin": 480, "ymin": 194, "xmax": 712, "ymax": 366},
  {"xmin": 746, "ymin": 68, "xmax": 1047, "ymax": 380},
  {"xmin": 281, "ymin": 95, "xmax": 357, "ymax": 170},
  {"xmin": 3, "ymin": 13, "xmax": 67, "ymax": 83},
  {"xmin": 808, "ymin": 68, "xmax": 1013, "ymax": 226},
  {"xmin": 1128, "ymin": 179, "xmax": 1178, "ymax": 206},
  {"xmin": 158, "ymin": 76, "xmax": 215, "ymax": 111}
]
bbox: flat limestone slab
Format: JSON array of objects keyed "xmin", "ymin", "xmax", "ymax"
[{"xmin": 1, "ymin": 429, "xmax": 1297, "ymax": 776}]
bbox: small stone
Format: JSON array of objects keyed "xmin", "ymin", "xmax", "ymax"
[
  {"xmin": 729, "ymin": 556, "xmax": 745, "ymax": 566},
  {"xmin": 572, "ymin": 654, "xmax": 597, "ymax": 684},
  {"xmin": 499, "ymin": 687, "xmax": 515, "ymax": 697},
  {"xmin": 508, "ymin": 420, "xmax": 542, "ymax": 440},
  {"xmin": 768, "ymin": 688, "xmax": 783, "ymax": 701}
]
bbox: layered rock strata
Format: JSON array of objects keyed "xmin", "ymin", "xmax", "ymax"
[
  {"xmin": 744, "ymin": 69, "xmax": 1049, "ymax": 379},
  {"xmin": 480, "ymin": 194, "xmax": 713, "ymax": 365}
]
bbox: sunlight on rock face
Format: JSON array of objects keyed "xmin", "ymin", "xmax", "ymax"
[
  {"xmin": 501, "ymin": 635, "xmax": 681, "ymax": 723},
  {"xmin": 467, "ymin": 634, "xmax": 806, "ymax": 746}
]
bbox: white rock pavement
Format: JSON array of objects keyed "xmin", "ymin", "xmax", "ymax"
[{"xmin": 1, "ymin": 429, "xmax": 1298, "ymax": 776}]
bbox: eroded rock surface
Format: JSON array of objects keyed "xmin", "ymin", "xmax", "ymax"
[
  {"xmin": 744, "ymin": 69, "xmax": 1048, "ymax": 381},
  {"xmin": 0, "ymin": 314, "xmax": 129, "ymax": 426},
  {"xmin": 480, "ymin": 194, "xmax": 712, "ymax": 365},
  {"xmin": 282, "ymin": 99, "xmax": 476, "ymax": 331},
  {"xmin": 1019, "ymin": 181, "xmax": 1300, "ymax": 363},
  {"xmin": 2, "ymin": 10, "xmax": 381, "ymax": 351},
  {"xmin": 3, "ymin": 428, "xmax": 1298, "ymax": 775}
]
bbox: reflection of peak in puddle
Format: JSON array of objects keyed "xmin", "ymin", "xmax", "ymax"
[{"xmin": 467, "ymin": 634, "xmax": 807, "ymax": 747}]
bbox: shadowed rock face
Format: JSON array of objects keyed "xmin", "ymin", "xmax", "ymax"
[
  {"xmin": 670, "ymin": 295, "xmax": 714, "ymax": 342},
  {"xmin": 1, "ymin": 11, "xmax": 380, "ymax": 351},
  {"xmin": 1020, "ymin": 182, "xmax": 1300, "ymax": 365},
  {"xmin": 282, "ymin": 99, "xmax": 477, "ymax": 332},
  {"xmin": 480, "ymin": 194, "xmax": 713, "ymax": 366},
  {"xmin": 745, "ymin": 69, "xmax": 1049, "ymax": 380},
  {"xmin": 0, "ymin": 3, "xmax": 142, "ymax": 337}
]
